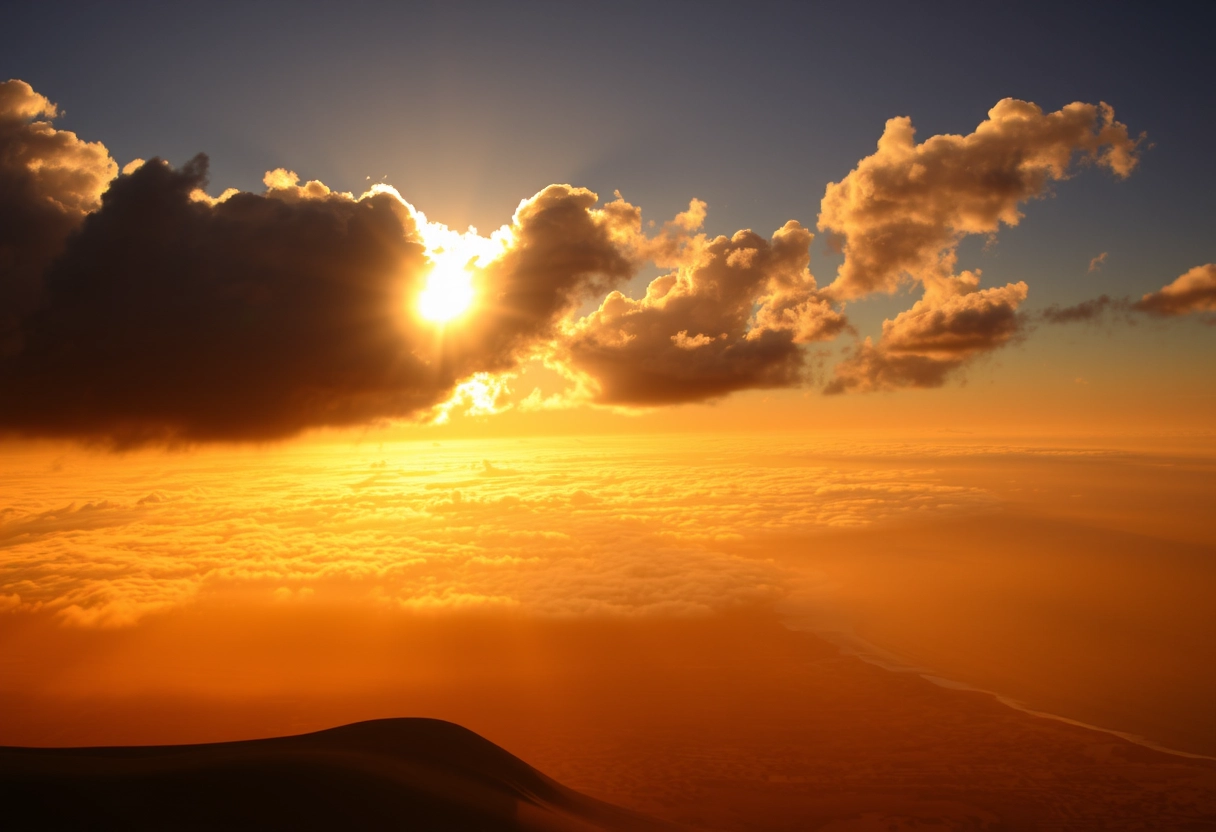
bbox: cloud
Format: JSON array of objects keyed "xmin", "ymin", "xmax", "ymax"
[
  {"xmin": 1134, "ymin": 264, "xmax": 1216, "ymax": 317},
  {"xmin": 1039, "ymin": 294, "xmax": 1127, "ymax": 324},
  {"xmin": 560, "ymin": 217, "xmax": 847, "ymax": 405},
  {"xmin": 0, "ymin": 152, "xmax": 638, "ymax": 444},
  {"xmin": 1034, "ymin": 265, "xmax": 1215, "ymax": 326},
  {"xmin": 818, "ymin": 98, "xmax": 1141, "ymax": 298},
  {"xmin": 0, "ymin": 156, "xmax": 444, "ymax": 444},
  {"xmin": 0, "ymin": 438, "xmax": 996, "ymax": 626},
  {"xmin": 0, "ymin": 82, "xmax": 1157, "ymax": 435},
  {"xmin": 0, "ymin": 80, "xmax": 117, "ymax": 355},
  {"xmin": 1088, "ymin": 252, "xmax": 1108, "ymax": 273},
  {"xmin": 827, "ymin": 277, "xmax": 1027, "ymax": 393},
  {"xmin": 0, "ymin": 79, "xmax": 830, "ymax": 428},
  {"xmin": 453, "ymin": 184, "xmax": 637, "ymax": 368},
  {"xmin": 816, "ymin": 99, "xmax": 1140, "ymax": 394}
]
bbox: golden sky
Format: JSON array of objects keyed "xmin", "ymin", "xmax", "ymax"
[{"xmin": 1, "ymin": 10, "xmax": 1214, "ymax": 819}]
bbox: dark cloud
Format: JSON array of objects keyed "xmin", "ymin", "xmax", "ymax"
[
  {"xmin": 0, "ymin": 156, "xmax": 445, "ymax": 444},
  {"xmin": 0, "ymin": 76, "xmax": 669, "ymax": 446},
  {"xmin": 0, "ymin": 158, "xmax": 651, "ymax": 444},
  {"xmin": 1134, "ymin": 265, "xmax": 1216, "ymax": 317},
  {"xmin": 1040, "ymin": 268, "xmax": 1216, "ymax": 325},
  {"xmin": 825, "ymin": 345, "xmax": 960, "ymax": 394},
  {"xmin": 0, "ymin": 80, "xmax": 116, "ymax": 354},
  {"xmin": 1039, "ymin": 295, "xmax": 1124, "ymax": 324}
]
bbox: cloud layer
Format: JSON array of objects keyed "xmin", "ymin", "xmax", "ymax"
[
  {"xmin": 0, "ymin": 438, "xmax": 996, "ymax": 627},
  {"xmin": 0, "ymin": 81, "xmax": 1164, "ymax": 441}
]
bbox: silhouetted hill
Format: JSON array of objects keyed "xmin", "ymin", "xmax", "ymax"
[{"xmin": 0, "ymin": 718, "xmax": 677, "ymax": 830}]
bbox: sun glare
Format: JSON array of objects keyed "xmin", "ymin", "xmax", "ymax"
[
  {"xmin": 418, "ymin": 257, "xmax": 475, "ymax": 322},
  {"xmin": 408, "ymin": 207, "xmax": 514, "ymax": 325}
]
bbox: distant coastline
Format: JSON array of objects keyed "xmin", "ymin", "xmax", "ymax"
[{"xmin": 802, "ymin": 623, "xmax": 1216, "ymax": 762}]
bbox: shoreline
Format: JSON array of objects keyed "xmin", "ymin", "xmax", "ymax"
[{"xmin": 796, "ymin": 622, "xmax": 1216, "ymax": 763}]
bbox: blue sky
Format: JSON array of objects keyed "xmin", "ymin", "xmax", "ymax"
[{"xmin": 6, "ymin": 2, "xmax": 1210, "ymax": 296}]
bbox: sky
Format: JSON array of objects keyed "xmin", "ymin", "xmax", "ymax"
[
  {"xmin": 0, "ymin": 2, "xmax": 1214, "ymax": 819},
  {"xmin": 2, "ymin": 0, "xmax": 1213, "ymax": 442}
]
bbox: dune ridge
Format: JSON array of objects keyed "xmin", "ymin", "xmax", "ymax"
[{"xmin": 0, "ymin": 717, "xmax": 677, "ymax": 831}]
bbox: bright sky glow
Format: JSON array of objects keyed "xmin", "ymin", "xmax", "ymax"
[
  {"xmin": 409, "ymin": 202, "xmax": 512, "ymax": 323},
  {"xmin": 417, "ymin": 256, "xmax": 476, "ymax": 322}
]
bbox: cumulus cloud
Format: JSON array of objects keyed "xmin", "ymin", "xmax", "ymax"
[
  {"xmin": 0, "ymin": 152, "xmax": 638, "ymax": 444},
  {"xmin": 817, "ymin": 99, "xmax": 1141, "ymax": 394},
  {"xmin": 455, "ymin": 184, "xmax": 637, "ymax": 367},
  {"xmin": 1, "ymin": 79, "xmax": 850, "ymax": 441},
  {"xmin": 1134, "ymin": 264, "xmax": 1216, "ymax": 317},
  {"xmin": 561, "ymin": 217, "xmax": 846, "ymax": 405},
  {"xmin": 818, "ymin": 98, "xmax": 1142, "ymax": 298},
  {"xmin": 827, "ymin": 277, "xmax": 1028, "ymax": 393},
  {"xmin": 0, "ymin": 81, "xmax": 1160, "ymax": 434},
  {"xmin": 0, "ymin": 80, "xmax": 117, "ymax": 354},
  {"xmin": 0, "ymin": 156, "xmax": 440, "ymax": 444}
]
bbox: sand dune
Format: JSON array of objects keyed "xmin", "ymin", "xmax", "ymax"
[{"xmin": 0, "ymin": 718, "xmax": 676, "ymax": 830}]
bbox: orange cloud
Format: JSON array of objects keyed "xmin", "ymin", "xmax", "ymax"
[
  {"xmin": 561, "ymin": 219, "xmax": 846, "ymax": 405},
  {"xmin": 457, "ymin": 184, "xmax": 637, "ymax": 367},
  {"xmin": 1134, "ymin": 264, "xmax": 1216, "ymax": 317},
  {"xmin": 827, "ymin": 279, "xmax": 1028, "ymax": 393},
  {"xmin": 0, "ymin": 439, "xmax": 1000, "ymax": 627},
  {"xmin": 818, "ymin": 99, "xmax": 1140, "ymax": 298},
  {"xmin": 815, "ymin": 99, "xmax": 1141, "ymax": 394}
]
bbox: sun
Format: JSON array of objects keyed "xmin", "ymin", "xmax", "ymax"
[
  {"xmin": 418, "ymin": 255, "xmax": 475, "ymax": 323},
  {"xmin": 408, "ymin": 205, "xmax": 513, "ymax": 324}
]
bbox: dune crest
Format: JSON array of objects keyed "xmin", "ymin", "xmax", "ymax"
[{"xmin": 0, "ymin": 717, "xmax": 677, "ymax": 831}]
